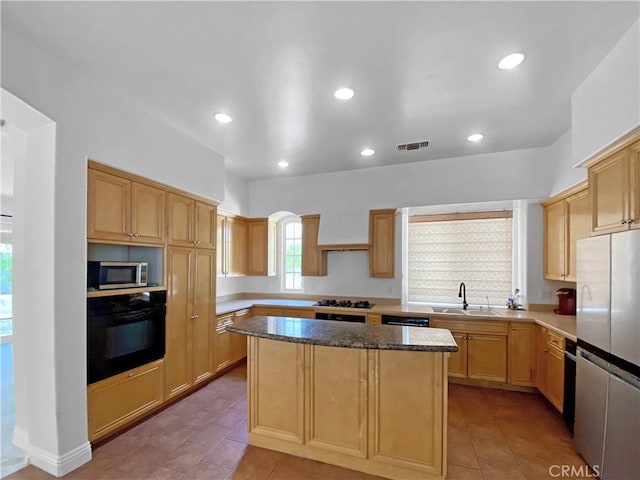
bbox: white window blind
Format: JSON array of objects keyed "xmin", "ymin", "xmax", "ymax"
[{"xmin": 408, "ymin": 213, "xmax": 512, "ymax": 306}]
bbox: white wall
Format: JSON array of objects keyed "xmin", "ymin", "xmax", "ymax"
[
  {"xmin": 572, "ymin": 20, "xmax": 640, "ymax": 164},
  {"xmin": 248, "ymin": 147, "xmax": 556, "ymax": 299},
  {"xmin": 547, "ymin": 130, "xmax": 587, "ymax": 196},
  {"xmin": 1, "ymin": 28, "xmax": 226, "ymax": 473}
]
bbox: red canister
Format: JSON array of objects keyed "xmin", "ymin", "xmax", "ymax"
[{"xmin": 554, "ymin": 288, "xmax": 576, "ymax": 315}]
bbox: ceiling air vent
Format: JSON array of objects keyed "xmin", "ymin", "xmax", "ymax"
[{"xmin": 397, "ymin": 141, "xmax": 429, "ymax": 151}]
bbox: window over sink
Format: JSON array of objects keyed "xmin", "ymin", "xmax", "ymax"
[{"xmin": 407, "ymin": 209, "xmax": 514, "ymax": 307}]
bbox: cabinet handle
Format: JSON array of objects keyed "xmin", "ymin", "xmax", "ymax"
[
  {"xmin": 196, "ymin": 240, "xmax": 200, "ymax": 245},
  {"xmin": 127, "ymin": 233, "xmax": 133, "ymax": 237},
  {"xmin": 622, "ymin": 219, "xmax": 628, "ymax": 225},
  {"xmin": 128, "ymin": 372, "xmax": 135, "ymax": 377},
  {"xmin": 133, "ymin": 233, "xmax": 139, "ymax": 238},
  {"xmin": 629, "ymin": 219, "xmax": 635, "ymax": 224},
  {"xmin": 191, "ymin": 314, "xmax": 199, "ymax": 320},
  {"xmin": 468, "ymin": 336, "xmax": 473, "ymax": 340},
  {"xmin": 544, "ymin": 349, "xmax": 548, "ymax": 353}
]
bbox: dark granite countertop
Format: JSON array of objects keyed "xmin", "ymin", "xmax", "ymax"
[{"xmin": 226, "ymin": 316, "xmax": 458, "ymax": 352}]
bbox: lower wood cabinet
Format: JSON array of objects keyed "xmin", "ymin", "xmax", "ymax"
[
  {"xmin": 431, "ymin": 318, "xmax": 508, "ymax": 383},
  {"xmin": 88, "ymin": 359, "xmax": 164, "ymax": 442},
  {"xmin": 252, "ymin": 306, "xmax": 284, "ymax": 317},
  {"xmin": 216, "ymin": 308, "xmax": 253, "ymax": 372},
  {"xmin": 536, "ymin": 326, "xmax": 565, "ymax": 412},
  {"xmin": 508, "ymin": 323, "xmax": 537, "ymax": 386},
  {"xmin": 231, "ymin": 309, "xmax": 251, "ymax": 362}
]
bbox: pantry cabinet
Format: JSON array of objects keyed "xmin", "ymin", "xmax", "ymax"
[
  {"xmin": 301, "ymin": 214, "xmax": 327, "ymax": 277},
  {"xmin": 167, "ymin": 193, "xmax": 216, "ymax": 249},
  {"xmin": 217, "ymin": 214, "xmax": 247, "ymax": 276},
  {"xmin": 88, "ymin": 168, "xmax": 166, "ymax": 245},
  {"xmin": 369, "ymin": 209, "xmax": 396, "ymax": 278},
  {"xmin": 542, "ymin": 182, "xmax": 589, "ymax": 282},
  {"xmin": 587, "ymin": 137, "xmax": 640, "ymax": 235},
  {"xmin": 165, "ymin": 247, "xmax": 216, "ymax": 400},
  {"xmin": 431, "ymin": 318, "xmax": 508, "ymax": 382},
  {"xmin": 508, "ymin": 323, "xmax": 536, "ymax": 387}
]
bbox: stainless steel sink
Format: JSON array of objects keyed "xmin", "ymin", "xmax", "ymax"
[
  {"xmin": 466, "ymin": 310, "xmax": 500, "ymax": 317},
  {"xmin": 430, "ymin": 307, "xmax": 500, "ymax": 316},
  {"xmin": 430, "ymin": 307, "xmax": 466, "ymax": 314}
]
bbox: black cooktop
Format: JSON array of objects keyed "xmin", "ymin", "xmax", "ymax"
[{"xmin": 314, "ymin": 299, "xmax": 375, "ymax": 309}]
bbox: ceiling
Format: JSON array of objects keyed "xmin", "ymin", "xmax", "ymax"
[{"xmin": 3, "ymin": 1, "xmax": 639, "ymax": 180}]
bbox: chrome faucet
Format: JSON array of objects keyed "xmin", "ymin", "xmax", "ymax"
[{"xmin": 458, "ymin": 282, "xmax": 468, "ymax": 310}]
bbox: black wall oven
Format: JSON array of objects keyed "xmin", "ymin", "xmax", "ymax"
[{"xmin": 87, "ymin": 291, "xmax": 166, "ymax": 384}]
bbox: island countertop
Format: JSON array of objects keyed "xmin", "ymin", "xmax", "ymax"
[{"xmin": 226, "ymin": 316, "xmax": 458, "ymax": 352}]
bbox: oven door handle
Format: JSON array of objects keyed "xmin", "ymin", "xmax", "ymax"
[{"xmin": 115, "ymin": 308, "xmax": 155, "ymax": 321}]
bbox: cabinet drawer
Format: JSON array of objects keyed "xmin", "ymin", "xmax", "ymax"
[
  {"xmin": 282, "ymin": 307, "xmax": 316, "ymax": 319},
  {"xmin": 88, "ymin": 359, "xmax": 164, "ymax": 441},
  {"xmin": 431, "ymin": 319, "xmax": 508, "ymax": 336},
  {"xmin": 217, "ymin": 313, "xmax": 234, "ymax": 330},
  {"xmin": 253, "ymin": 306, "xmax": 284, "ymax": 317},
  {"xmin": 547, "ymin": 331, "xmax": 565, "ymax": 351}
]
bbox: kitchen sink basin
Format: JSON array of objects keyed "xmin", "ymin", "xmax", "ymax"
[
  {"xmin": 430, "ymin": 307, "xmax": 500, "ymax": 316},
  {"xmin": 466, "ymin": 310, "xmax": 500, "ymax": 317},
  {"xmin": 430, "ymin": 307, "xmax": 466, "ymax": 314}
]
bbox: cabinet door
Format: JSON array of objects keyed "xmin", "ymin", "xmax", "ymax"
[
  {"xmin": 192, "ymin": 250, "xmax": 215, "ymax": 385},
  {"xmin": 246, "ymin": 219, "xmax": 268, "ymax": 275},
  {"xmin": 508, "ymin": 323, "xmax": 536, "ymax": 386},
  {"xmin": 544, "ymin": 199, "xmax": 566, "ymax": 280},
  {"xmin": 369, "ymin": 209, "xmax": 396, "ymax": 278},
  {"xmin": 195, "ymin": 202, "xmax": 216, "ymax": 249},
  {"xmin": 87, "ymin": 360, "xmax": 164, "ymax": 442},
  {"xmin": 630, "ymin": 140, "xmax": 640, "ymax": 229},
  {"xmin": 467, "ymin": 334, "xmax": 507, "ymax": 382},
  {"xmin": 231, "ymin": 309, "xmax": 250, "ymax": 362},
  {"xmin": 447, "ymin": 332, "xmax": 468, "ymax": 378},
  {"xmin": 216, "ymin": 216, "xmax": 226, "ymax": 275},
  {"xmin": 282, "ymin": 307, "xmax": 316, "ymax": 319},
  {"xmin": 215, "ymin": 315, "xmax": 234, "ymax": 372},
  {"xmin": 589, "ymin": 150, "xmax": 629, "ymax": 235},
  {"xmin": 165, "ymin": 248, "xmax": 193, "ymax": 399},
  {"xmin": 301, "ymin": 215, "xmax": 326, "ymax": 276},
  {"xmin": 167, "ymin": 193, "xmax": 195, "ymax": 246},
  {"xmin": 253, "ymin": 306, "xmax": 284, "ymax": 317},
  {"xmin": 87, "ymin": 169, "xmax": 131, "ymax": 241},
  {"xmin": 228, "ymin": 217, "xmax": 247, "ymax": 275},
  {"xmin": 565, "ymin": 189, "xmax": 590, "ymax": 281},
  {"xmin": 536, "ymin": 327, "xmax": 549, "ymax": 396},
  {"xmin": 546, "ymin": 346, "xmax": 565, "ymax": 412},
  {"xmin": 131, "ymin": 182, "xmax": 166, "ymax": 244}
]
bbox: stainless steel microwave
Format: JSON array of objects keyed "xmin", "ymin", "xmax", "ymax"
[{"xmin": 87, "ymin": 261, "xmax": 148, "ymax": 290}]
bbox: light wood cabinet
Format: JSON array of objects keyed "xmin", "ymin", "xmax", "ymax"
[
  {"xmin": 431, "ymin": 318, "xmax": 507, "ymax": 383},
  {"xmin": 542, "ymin": 182, "xmax": 589, "ymax": 281},
  {"xmin": 165, "ymin": 247, "xmax": 215, "ymax": 400},
  {"xmin": 217, "ymin": 214, "xmax": 247, "ymax": 276},
  {"xmin": 88, "ymin": 359, "xmax": 164, "ymax": 442},
  {"xmin": 587, "ymin": 138, "xmax": 640, "ymax": 235},
  {"xmin": 231, "ymin": 309, "xmax": 251, "ymax": 362},
  {"xmin": 215, "ymin": 313, "xmax": 234, "ymax": 372},
  {"xmin": 536, "ymin": 325, "xmax": 565, "ymax": 412},
  {"xmin": 167, "ymin": 193, "xmax": 216, "ymax": 249},
  {"xmin": 246, "ymin": 218, "xmax": 276, "ymax": 276},
  {"xmin": 88, "ymin": 168, "xmax": 165, "ymax": 245},
  {"xmin": 282, "ymin": 307, "xmax": 316, "ymax": 319},
  {"xmin": 301, "ymin": 215, "xmax": 327, "ymax": 277},
  {"xmin": 508, "ymin": 323, "xmax": 536, "ymax": 387},
  {"xmin": 252, "ymin": 306, "xmax": 284, "ymax": 317},
  {"xmin": 366, "ymin": 313, "xmax": 382, "ymax": 325},
  {"xmin": 369, "ymin": 209, "xmax": 396, "ymax": 278}
]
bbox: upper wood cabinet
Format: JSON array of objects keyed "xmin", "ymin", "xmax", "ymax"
[
  {"xmin": 167, "ymin": 193, "xmax": 216, "ymax": 249},
  {"xmin": 217, "ymin": 214, "xmax": 247, "ymax": 276},
  {"xmin": 369, "ymin": 209, "xmax": 396, "ymax": 278},
  {"xmin": 88, "ymin": 168, "xmax": 166, "ymax": 245},
  {"xmin": 301, "ymin": 214, "xmax": 327, "ymax": 277},
  {"xmin": 542, "ymin": 182, "xmax": 590, "ymax": 282},
  {"xmin": 587, "ymin": 137, "xmax": 640, "ymax": 235},
  {"xmin": 246, "ymin": 218, "xmax": 276, "ymax": 276}
]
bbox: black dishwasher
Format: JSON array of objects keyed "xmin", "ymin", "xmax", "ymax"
[
  {"xmin": 564, "ymin": 338, "xmax": 577, "ymax": 433},
  {"xmin": 381, "ymin": 315, "xmax": 430, "ymax": 327}
]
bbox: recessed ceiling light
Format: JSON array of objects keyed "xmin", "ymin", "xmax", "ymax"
[
  {"xmin": 360, "ymin": 148, "xmax": 375, "ymax": 157},
  {"xmin": 214, "ymin": 113, "xmax": 232, "ymax": 123},
  {"xmin": 467, "ymin": 134, "xmax": 484, "ymax": 142},
  {"xmin": 498, "ymin": 53, "xmax": 525, "ymax": 70},
  {"xmin": 334, "ymin": 88, "xmax": 355, "ymax": 100},
  {"xmin": 278, "ymin": 161, "xmax": 289, "ymax": 168}
]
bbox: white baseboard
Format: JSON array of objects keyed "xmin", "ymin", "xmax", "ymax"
[
  {"xmin": 26, "ymin": 442, "xmax": 92, "ymax": 477},
  {"xmin": 12, "ymin": 426, "xmax": 29, "ymax": 450}
]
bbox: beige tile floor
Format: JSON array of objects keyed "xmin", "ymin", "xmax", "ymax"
[{"xmin": 7, "ymin": 364, "xmax": 589, "ymax": 480}]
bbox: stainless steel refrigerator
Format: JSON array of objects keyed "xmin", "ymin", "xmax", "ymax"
[{"xmin": 575, "ymin": 230, "xmax": 640, "ymax": 480}]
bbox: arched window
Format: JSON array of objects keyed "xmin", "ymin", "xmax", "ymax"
[{"xmin": 281, "ymin": 217, "xmax": 302, "ymax": 291}]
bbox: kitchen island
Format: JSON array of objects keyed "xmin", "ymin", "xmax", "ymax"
[{"xmin": 227, "ymin": 316, "xmax": 457, "ymax": 480}]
